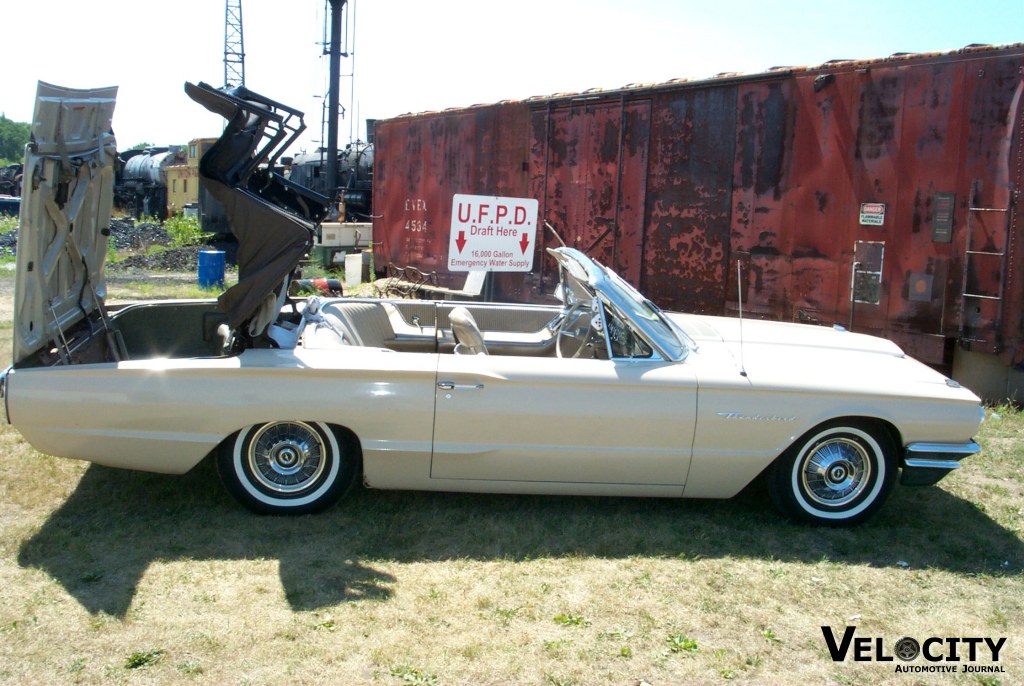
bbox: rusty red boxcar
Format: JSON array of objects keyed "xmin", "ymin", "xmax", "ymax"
[{"xmin": 372, "ymin": 44, "xmax": 1024, "ymax": 399}]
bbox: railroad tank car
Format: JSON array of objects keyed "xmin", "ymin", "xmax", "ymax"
[{"xmin": 115, "ymin": 147, "xmax": 181, "ymax": 220}]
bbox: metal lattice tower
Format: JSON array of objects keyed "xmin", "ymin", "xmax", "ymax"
[{"xmin": 224, "ymin": 0, "xmax": 245, "ymax": 88}]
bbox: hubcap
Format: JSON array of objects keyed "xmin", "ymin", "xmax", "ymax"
[
  {"xmin": 800, "ymin": 437, "xmax": 871, "ymax": 507},
  {"xmin": 247, "ymin": 422, "xmax": 327, "ymax": 494}
]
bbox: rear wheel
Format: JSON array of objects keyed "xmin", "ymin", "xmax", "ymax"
[
  {"xmin": 217, "ymin": 420, "xmax": 359, "ymax": 514},
  {"xmin": 767, "ymin": 420, "xmax": 897, "ymax": 526}
]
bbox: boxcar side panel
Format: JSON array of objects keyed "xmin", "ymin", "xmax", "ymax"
[{"xmin": 371, "ymin": 45, "xmax": 1023, "ymax": 387}]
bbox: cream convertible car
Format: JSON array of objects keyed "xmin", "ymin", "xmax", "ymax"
[{"xmin": 3, "ymin": 84, "xmax": 984, "ymax": 526}]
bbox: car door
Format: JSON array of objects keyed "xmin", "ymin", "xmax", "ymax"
[{"xmin": 430, "ymin": 352, "xmax": 697, "ymax": 486}]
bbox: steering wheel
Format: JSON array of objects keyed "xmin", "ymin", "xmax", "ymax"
[{"xmin": 555, "ymin": 301, "xmax": 595, "ymax": 359}]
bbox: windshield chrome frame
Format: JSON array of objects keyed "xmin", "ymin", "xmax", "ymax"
[{"xmin": 592, "ymin": 297, "xmax": 666, "ymax": 362}]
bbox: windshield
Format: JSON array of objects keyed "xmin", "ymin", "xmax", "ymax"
[
  {"xmin": 550, "ymin": 247, "xmax": 690, "ymax": 362},
  {"xmin": 598, "ymin": 266, "xmax": 688, "ymax": 361}
]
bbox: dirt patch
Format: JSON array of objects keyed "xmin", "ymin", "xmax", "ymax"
[{"xmin": 0, "ymin": 272, "xmax": 13, "ymax": 323}]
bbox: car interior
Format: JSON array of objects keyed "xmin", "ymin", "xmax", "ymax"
[{"xmin": 107, "ymin": 297, "xmax": 569, "ymax": 359}]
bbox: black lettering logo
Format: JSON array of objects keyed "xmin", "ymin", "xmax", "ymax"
[{"xmin": 820, "ymin": 626, "xmax": 1007, "ymax": 674}]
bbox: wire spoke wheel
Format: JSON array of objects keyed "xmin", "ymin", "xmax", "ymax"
[
  {"xmin": 217, "ymin": 420, "xmax": 360, "ymax": 514},
  {"xmin": 799, "ymin": 437, "xmax": 871, "ymax": 508},
  {"xmin": 767, "ymin": 421, "xmax": 896, "ymax": 526},
  {"xmin": 246, "ymin": 421, "xmax": 326, "ymax": 494}
]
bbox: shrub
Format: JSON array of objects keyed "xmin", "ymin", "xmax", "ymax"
[{"xmin": 163, "ymin": 213, "xmax": 210, "ymax": 248}]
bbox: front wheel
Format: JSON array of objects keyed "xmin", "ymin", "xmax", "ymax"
[
  {"xmin": 217, "ymin": 420, "xmax": 359, "ymax": 514},
  {"xmin": 766, "ymin": 421, "xmax": 897, "ymax": 526}
]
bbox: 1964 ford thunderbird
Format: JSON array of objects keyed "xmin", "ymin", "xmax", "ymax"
[{"xmin": 1, "ymin": 83, "xmax": 983, "ymax": 525}]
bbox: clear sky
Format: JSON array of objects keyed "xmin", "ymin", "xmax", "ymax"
[{"xmin": 2, "ymin": 0, "xmax": 1020, "ymax": 154}]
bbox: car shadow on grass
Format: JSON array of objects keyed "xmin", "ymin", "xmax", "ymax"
[{"xmin": 17, "ymin": 458, "xmax": 1024, "ymax": 617}]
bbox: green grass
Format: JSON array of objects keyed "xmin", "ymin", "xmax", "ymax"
[
  {"xmin": 298, "ymin": 261, "xmax": 344, "ymax": 280},
  {"xmin": 0, "ymin": 277, "xmax": 1020, "ymax": 685},
  {"xmin": 0, "ymin": 405, "xmax": 1019, "ymax": 685},
  {"xmin": 106, "ymin": 273, "xmax": 237, "ymax": 301},
  {"xmin": 0, "ymin": 214, "xmax": 16, "ymax": 264}
]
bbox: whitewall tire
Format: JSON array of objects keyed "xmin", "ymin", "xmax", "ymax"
[
  {"xmin": 217, "ymin": 421, "xmax": 359, "ymax": 514},
  {"xmin": 767, "ymin": 421, "xmax": 897, "ymax": 526}
]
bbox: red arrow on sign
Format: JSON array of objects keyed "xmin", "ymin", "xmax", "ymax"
[
  {"xmin": 519, "ymin": 232, "xmax": 530, "ymax": 254},
  {"xmin": 455, "ymin": 230, "xmax": 467, "ymax": 253}
]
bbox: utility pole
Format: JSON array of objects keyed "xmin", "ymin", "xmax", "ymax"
[
  {"xmin": 325, "ymin": 0, "xmax": 347, "ymax": 210},
  {"xmin": 224, "ymin": 0, "xmax": 246, "ymax": 88}
]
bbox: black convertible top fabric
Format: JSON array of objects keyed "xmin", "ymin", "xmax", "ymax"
[
  {"xmin": 203, "ymin": 178, "xmax": 313, "ymax": 330},
  {"xmin": 185, "ymin": 81, "xmax": 319, "ymax": 332}
]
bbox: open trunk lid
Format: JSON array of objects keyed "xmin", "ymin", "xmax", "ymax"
[{"xmin": 13, "ymin": 82, "xmax": 119, "ymax": 367}]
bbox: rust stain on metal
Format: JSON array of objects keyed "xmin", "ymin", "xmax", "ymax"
[{"xmin": 374, "ymin": 44, "xmax": 1024, "ymax": 368}]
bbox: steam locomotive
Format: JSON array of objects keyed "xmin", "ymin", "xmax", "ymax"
[
  {"xmin": 284, "ymin": 138, "xmax": 374, "ymax": 222},
  {"xmin": 112, "ymin": 138, "xmax": 373, "ymax": 229},
  {"xmin": 114, "ymin": 148, "xmax": 181, "ymax": 220}
]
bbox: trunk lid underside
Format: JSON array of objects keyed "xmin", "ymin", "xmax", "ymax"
[{"xmin": 13, "ymin": 82, "xmax": 119, "ymax": 367}]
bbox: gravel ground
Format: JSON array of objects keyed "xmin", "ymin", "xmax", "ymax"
[
  {"xmin": 0, "ymin": 217, "xmax": 204, "ymax": 271},
  {"xmin": 107, "ymin": 218, "xmax": 172, "ymax": 250},
  {"xmin": 0, "ymin": 213, "xmax": 213, "ymax": 323},
  {"xmin": 0, "ymin": 230, "xmax": 17, "ymax": 256},
  {"xmin": 112, "ymin": 246, "xmax": 205, "ymax": 271}
]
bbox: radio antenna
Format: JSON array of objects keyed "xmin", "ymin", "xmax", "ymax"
[
  {"xmin": 737, "ymin": 259, "xmax": 748, "ymax": 378},
  {"xmin": 544, "ymin": 221, "xmax": 567, "ymax": 247}
]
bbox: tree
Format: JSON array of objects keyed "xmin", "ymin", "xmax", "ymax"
[
  {"xmin": 0, "ymin": 114, "xmax": 31, "ymax": 165},
  {"xmin": 127, "ymin": 142, "xmax": 155, "ymax": 152}
]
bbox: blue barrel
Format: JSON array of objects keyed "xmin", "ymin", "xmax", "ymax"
[{"xmin": 197, "ymin": 250, "xmax": 225, "ymax": 288}]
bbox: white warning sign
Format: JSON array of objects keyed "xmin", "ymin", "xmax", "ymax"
[
  {"xmin": 448, "ymin": 194, "xmax": 538, "ymax": 272},
  {"xmin": 859, "ymin": 202, "xmax": 886, "ymax": 226}
]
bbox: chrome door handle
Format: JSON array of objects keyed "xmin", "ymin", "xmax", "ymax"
[{"xmin": 438, "ymin": 381, "xmax": 484, "ymax": 391}]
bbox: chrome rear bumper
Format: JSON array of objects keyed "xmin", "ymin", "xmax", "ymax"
[{"xmin": 0, "ymin": 366, "xmax": 9, "ymax": 425}]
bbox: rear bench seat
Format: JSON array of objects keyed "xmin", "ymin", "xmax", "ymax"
[{"xmin": 303, "ymin": 302, "xmax": 395, "ymax": 348}]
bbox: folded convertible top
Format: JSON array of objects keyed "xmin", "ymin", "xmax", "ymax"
[{"xmin": 185, "ymin": 81, "xmax": 330, "ymax": 333}]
